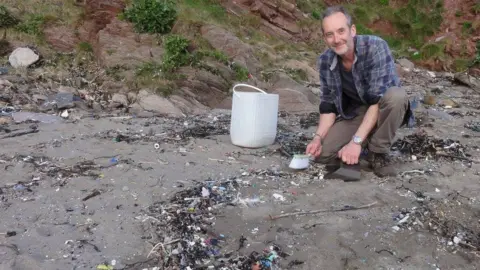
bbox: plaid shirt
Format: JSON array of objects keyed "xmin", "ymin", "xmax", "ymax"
[{"xmin": 317, "ymin": 35, "xmax": 407, "ymax": 121}]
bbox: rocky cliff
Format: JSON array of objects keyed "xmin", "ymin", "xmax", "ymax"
[{"xmin": 0, "ymin": 0, "xmax": 479, "ymax": 116}]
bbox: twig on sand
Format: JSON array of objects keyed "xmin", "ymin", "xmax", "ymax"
[
  {"xmin": 268, "ymin": 201, "xmax": 378, "ymax": 220},
  {"xmin": 1, "ymin": 128, "xmax": 38, "ymax": 139},
  {"xmin": 82, "ymin": 189, "xmax": 101, "ymax": 201},
  {"xmin": 147, "ymin": 239, "xmax": 181, "ymax": 258},
  {"xmin": 400, "ymin": 170, "xmax": 425, "ymax": 176}
]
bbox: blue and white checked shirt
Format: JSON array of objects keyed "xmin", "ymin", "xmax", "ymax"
[{"xmin": 317, "ymin": 35, "xmax": 412, "ymax": 125}]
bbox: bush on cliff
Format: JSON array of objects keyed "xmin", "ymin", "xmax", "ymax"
[{"xmin": 124, "ymin": 0, "xmax": 177, "ymax": 34}]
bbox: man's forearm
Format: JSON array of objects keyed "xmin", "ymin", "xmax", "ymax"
[
  {"xmin": 315, "ymin": 113, "xmax": 336, "ymax": 140},
  {"xmin": 355, "ymin": 104, "xmax": 379, "ymax": 140}
]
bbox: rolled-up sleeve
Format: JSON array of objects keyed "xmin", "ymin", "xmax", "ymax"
[{"xmin": 319, "ymin": 101, "xmax": 337, "ymax": 114}]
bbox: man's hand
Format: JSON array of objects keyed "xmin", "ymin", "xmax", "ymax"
[
  {"xmin": 306, "ymin": 136, "xmax": 322, "ymax": 158},
  {"xmin": 338, "ymin": 141, "xmax": 362, "ymax": 164}
]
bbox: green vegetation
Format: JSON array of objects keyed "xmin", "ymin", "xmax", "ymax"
[
  {"xmin": 123, "ymin": 0, "xmax": 177, "ymax": 34},
  {"xmin": 419, "ymin": 42, "xmax": 445, "ymax": 60},
  {"xmin": 393, "ymin": 0, "xmax": 443, "ymax": 47},
  {"xmin": 0, "ymin": 5, "xmax": 18, "ymax": 42},
  {"xmin": 180, "ymin": 0, "xmax": 227, "ymax": 22},
  {"xmin": 15, "ymin": 14, "xmax": 50, "ymax": 36},
  {"xmin": 0, "ymin": 5, "xmax": 19, "ymax": 29},
  {"xmin": 472, "ymin": 41, "xmax": 480, "ymax": 67},
  {"xmin": 132, "ymin": 31, "xmax": 250, "ymax": 95},
  {"xmin": 338, "ymin": 0, "xmax": 445, "ymax": 61},
  {"xmin": 231, "ymin": 63, "xmax": 250, "ymax": 81},
  {"xmin": 296, "ymin": 0, "xmax": 326, "ymax": 20},
  {"xmin": 453, "ymin": 58, "xmax": 471, "ymax": 72},
  {"xmin": 462, "ymin": 21, "xmax": 473, "ymax": 35},
  {"xmin": 286, "ymin": 68, "xmax": 309, "ymax": 83},
  {"xmin": 473, "ymin": 3, "xmax": 480, "ymax": 14},
  {"xmin": 77, "ymin": 42, "xmax": 93, "ymax": 53},
  {"xmin": 162, "ymin": 35, "xmax": 191, "ymax": 72}
]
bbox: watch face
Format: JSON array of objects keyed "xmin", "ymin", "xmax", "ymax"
[{"xmin": 353, "ymin": 136, "xmax": 362, "ymax": 144}]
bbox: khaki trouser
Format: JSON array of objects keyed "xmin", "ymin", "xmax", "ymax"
[{"xmin": 317, "ymin": 86, "xmax": 409, "ymax": 163}]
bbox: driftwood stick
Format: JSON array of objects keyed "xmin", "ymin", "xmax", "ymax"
[
  {"xmin": 269, "ymin": 201, "xmax": 378, "ymax": 220},
  {"xmin": 1, "ymin": 129, "xmax": 38, "ymax": 139},
  {"xmin": 400, "ymin": 170, "xmax": 425, "ymax": 176}
]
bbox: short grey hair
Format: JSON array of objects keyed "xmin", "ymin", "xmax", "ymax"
[{"xmin": 321, "ymin": 6, "xmax": 353, "ymax": 27}]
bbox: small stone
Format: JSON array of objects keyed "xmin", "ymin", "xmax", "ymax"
[
  {"xmin": 58, "ymin": 86, "xmax": 77, "ymax": 93},
  {"xmin": 453, "ymin": 236, "xmax": 461, "ymax": 244},
  {"xmin": 441, "ymin": 99, "xmax": 459, "ymax": 108},
  {"xmin": 61, "ymin": 110, "xmax": 69, "ymax": 118},
  {"xmin": 398, "ymin": 58, "xmax": 414, "ymax": 70},
  {"xmin": 111, "ymin": 93, "xmax": 128, "ymax": 106},
  {"xmin": 392, "ymin": 226, "xmax": 400, "ymax": 231},
  {"xmin": 8, "ymin": 47, "xmax": 40, "ymax": 68},
  {"xmin": 0, "ymin": 117, "xmax": 11, "ymax": 125},
  {"xmin": 122, "ymin": 186, "xmax": 129, "ymax": 191}
]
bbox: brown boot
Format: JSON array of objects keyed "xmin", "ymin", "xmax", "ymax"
[{"xmin": 366, "ymin": 152, "xmax": 399, "ymax": 177}]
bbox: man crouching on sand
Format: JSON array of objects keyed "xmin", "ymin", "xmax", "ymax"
[{"xmin": 305, "ymin": 6, "xmax": 413, "ymax": 177}]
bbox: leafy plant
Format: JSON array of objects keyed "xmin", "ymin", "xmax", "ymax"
[
  {"xmin": 311, "ymin": 10, "xmax": 321, "ymax": 20},
  {"xmin": 462, "ymin": 21, "xmax": 472, "ymax": 34},
  {"xmin": 182, "ymin": 0, "xmax": 226, "ymax": 21},
  {"xmin": 0, "ymin": 5, "xmax": 19, "ymax": 29},
  {"xmin": 286, "ymin": 68, "xmax": 308, "ymax": 83},
  {"xmin": 15, "ymin": 14, "xmax": 48, "ymax": 36},
  {"xmin": 231, "ymin": 63, "xmax": 249, "ymax": 81},
  {"xmin": 162, "ymin": 34, "xmax": 191, "ymax": 72},
  {"xmin": 136, "ymin": 61, "xmax": 162, "ymax": 77},
  {"xmin": 472, "ymin": 3, "xmax": 480, "ymax": 14},
  {"xmin": 0, "ymin": 5, "xmax": 19, "ymax": 39},
  {"xmin": 296, "ymin": 0, "xmax": 325, "ymax": 14},
  {"xmin": 419, "ymin": 42, "xmax": 445, "ymax": 60},
  {"xmin": 472, "ymin": 41, "xmax": 480, "ymax": 67},
  {"xmin": 124, "ymin": 0, "xmax": 177, "ymax": 34},
  {"xmin": 77, "ymin": 42, "xmax": 93, "ymax": 53},
  {"xmin": 391, "ymin": 0, "xmax": 443, "ymax": 48}
]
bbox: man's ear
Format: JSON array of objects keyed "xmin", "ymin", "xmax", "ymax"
[{"xmin": 351, "ymin": 24, "xmax": 357, "ymax": 36}]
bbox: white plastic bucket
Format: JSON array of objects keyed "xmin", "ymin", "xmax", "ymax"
[{"xmin": 230, "ymin": 84, "xmax": 279, "ymax": 148}]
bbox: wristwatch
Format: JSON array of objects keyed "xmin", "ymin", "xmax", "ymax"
[{"xmin": 352, "ymin": 135, "xmax": 363, "ymax": 145}]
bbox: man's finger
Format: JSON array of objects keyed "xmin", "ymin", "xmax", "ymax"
[
  {"xmin": 306, "ymin": 145, "xmax": 312, "ymax": 153},
  {"xmin": 348, "ymin": 155, "xmax": 354, "ymax": 165}
]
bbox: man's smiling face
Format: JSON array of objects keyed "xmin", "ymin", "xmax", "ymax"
[{"xmin": 322, "ymin": 12, "xmax": 356, "ymax": 56}]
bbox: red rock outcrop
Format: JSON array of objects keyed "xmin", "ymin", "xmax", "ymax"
[{"xmin": 221, "ymin": 0, "xmax": 322, "ymax": 42}]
